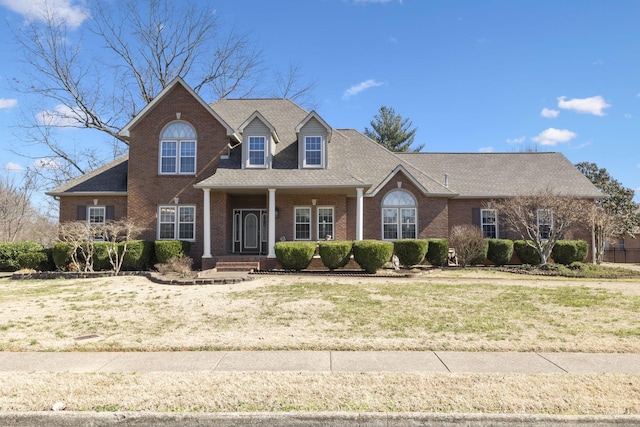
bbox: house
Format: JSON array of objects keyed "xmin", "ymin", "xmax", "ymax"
[{"xmin": 47, "ymin": 77, "xmax": 602, "ymax": 270}]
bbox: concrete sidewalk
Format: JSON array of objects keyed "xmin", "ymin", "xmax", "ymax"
[{"xmin": 1, "ymin": 351, "xmax": 639, "ymax": 374}]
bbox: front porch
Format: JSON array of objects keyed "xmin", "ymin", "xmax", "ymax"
[{"xmin": 199, "ymin": 187, "xmax": 366, "ymax": 269}]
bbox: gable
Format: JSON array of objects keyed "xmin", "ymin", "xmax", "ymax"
[{"xmin": 118, "ymin": 77, "xmax": 237, "ymax": 142}]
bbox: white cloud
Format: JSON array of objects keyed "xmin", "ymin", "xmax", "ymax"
[
  {"xmin": 32, "ymin": 158, "xmax": 61, "ymax": 170},
  {"xmin": 506, "ymin": 136, "xmax": 526, "ymax": 144},
  {"xmin": 541, "ymin": 108, "xmax": 559, "ymax": 118},
  {"xmin": 0, "ymin": 0, "xmax": 89, "ymax": 29},
  {"xmin": 4, "ymin": 162, "xmax": 23, "ymax": 172},
  {"xmin": 625, "ymin": 113, "xmax": 633, "ymax": 119},
  {"xmin": 532, "ymin": 128, "xmax": 577, "ymax": 146},
  {"xmin": 36, "ymin": 104, "xmax": 82, "ymax": 127},
  {"xmin": 557, "ymin": 95, "xmax": 610, "ymax": 116},
  {"xmin": 0, "ymin": 98, "xmax": 17, "ymax": 109},
  {"xmin": 342, "ymin": 79, "xmax": 383, "ymax": 100},
  {"xmin": 479, "ymin": 146, "xmax": 494, "ymax": 153}
]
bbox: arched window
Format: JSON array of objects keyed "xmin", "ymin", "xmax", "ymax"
[
  {"xmin": 381, "ymin": 190, "xmax": 417, "ymax": 240},
  {"xmin": 159, "ymin": 122, "xmax": 197, "ymax": 174}
]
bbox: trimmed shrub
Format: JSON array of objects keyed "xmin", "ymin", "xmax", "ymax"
[
  {"xmin": 318, "ymin": 241, "xmax": 353, "ymax": 270},
  {"xmin": 275, "ymin": 241, "xmax": 316, "ymax": 271},
  {"xmin": 487, "ymin": 239, "xmax": 514, "ymax": 266},
  {"xmin": 393, "ymin": 239, "xmax": 429, "ymax": 267},
  {"xmin": 52, "ymin": 242, "xmax": 74, "ymax": 270},
  {"xmin": 552, "ymin": 240, "xmax": 588, "ymax": 265},
  {"xmin": 41, "ymin": 248, "xmax": 56, "ymax": 271},
  {"xmin": 17, "ymin": 251, "xmax": 49, "ymax": 271},
  {"xmin": 122, "ymin": 240, "xmax": 154, "ymax": 271},
  {"xmin": 514, "ymin": 240, "xmax": 541, "ymax": 265},
  {"xmin": 352, "ymin": 240, "xmax": 394, "ymax": 274},
  {"xmin": 426, "ymin": 238, "xmax": 449, "ymax": 266},
  {"xmin": 92, "ymin": 242, "xmax": 112, "ymax": 271},
  {"xmin": 0, "ymin": 241, "xmax": 44, "ymax": 271},
  {"xmin": 154, "ymin": 240, "xmax": 190, "ymax": 264}
]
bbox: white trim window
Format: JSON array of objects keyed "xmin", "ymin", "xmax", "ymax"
[
  {"xmin": 248, "ymin": 136, "xmax": 266, "ymax": 167},
  {"xmin": 303, "ymin": 136, "xmax": 323, "ymax": 167},
  {"xmin": 159, "ymin": 122, "xmax": 197, "ymax": 174},
  {"xmin": 158, "ymin": 205, "xmax": 196, "ymax": 241},
  {"xmin": 537, "ymin": 209, "xmax": 553, "ymax": 240},
  {"xmin": 294, "ymin": 207, "xmax": 312, "ymax": 240},
  {"xmin": 317, "ymin": 207, "xmax": 334, "ymax": 240},
  {"xmin": 481, "ymin": 209, "xmax": 498, "ymax": 238},
  {"xmin": 88, "ymin": 206, "xmax": 106, "ymax": 225},
  {"xmin": 381, "ymin": 190, "xmax": 417, "ymax": 240}
]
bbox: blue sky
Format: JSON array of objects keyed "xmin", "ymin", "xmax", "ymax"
[{"xmin": 0, "ymin": 0, "xmax": 639, "ymax": 202}]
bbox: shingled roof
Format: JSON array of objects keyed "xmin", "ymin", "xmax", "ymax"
[
  {"xmin": 46, "ymin": 155, "xmax": 128, "ymax": 196},
  {"xmin": 398, "ymin": 152, "xmax": 603, "ymax": 198},
  {"xmin": 196, "ymin": 99, "xmax": 454, "ymax": 196}
]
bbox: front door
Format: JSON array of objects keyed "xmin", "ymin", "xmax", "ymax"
[{"xmin": 233, "ymin": 209, "xmax": 267, "ymax": 254}]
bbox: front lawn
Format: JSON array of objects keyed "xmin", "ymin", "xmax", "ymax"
[{"xmin": 1, "ymin": 272, "xmax": 639, "ymax": 352}]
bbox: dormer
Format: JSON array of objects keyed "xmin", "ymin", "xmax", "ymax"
[
  {"xmin": 238, "ymin": 111, "xmax": 280, "ymax": 169},
  {"xmin": 295, "ymin": 111, "xmax": 332, "ymax": 169}
]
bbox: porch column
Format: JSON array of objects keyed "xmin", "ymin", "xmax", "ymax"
[
  {"xmin": 268, "ymin": 188, "xmax": 276, "ymax": 258},
  {"xmin": 202, "ymin": 188, "xmax": 212, "ymax": 258},
  {"xmin": 356, "ymin": 187, "xmax": 364, "ymax": 241}
]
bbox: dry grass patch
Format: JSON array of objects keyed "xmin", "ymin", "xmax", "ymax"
[
  {"xmin": 0, "ymin": 372, "xmax": 638, "ymax": 415},
  {"xmin": 0, "ymin": 273, "xmax": 639, "ymax": 352}
]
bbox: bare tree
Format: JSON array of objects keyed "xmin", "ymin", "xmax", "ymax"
[
  {"xmin": 101, "ymin": 220, "xmax": 143, "ymax": 275},
  {"xmin": 11, "ymin": 0, "xmax": 315, "ymax": 181},
  {"xmin": 586, "ymin": 205, "xmax": 623, "ymax": 265},
  {"xmin": 271, "ymin": 63, "xmax": 318, "ymax": 110},
  {"xmin": 449, "ymin": 225, "xmax": 487, "ymax": 267},
  {"xmin": 57, "ymin": 221, "xmax": 99, "ymax": 272},
  {"xmin": 492, "ymin": 192, "xmax": 590, "ymax": 265},
  {"xmin": 576, "ymin": 162, "xmax": 640, "ymax": 264},
  {"xmin": 0, "ymin": 170, "xmax": 55, "ymax": 244}
]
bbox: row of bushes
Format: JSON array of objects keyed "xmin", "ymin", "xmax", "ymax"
[
  {"xmin": 275, "ymin": 239, "xmax": 450, "ymax": 274},
  {"xmin": 274, "ymin": 238, "xmax": 589, "ymax": 273},
  {"xmin": 1, "ymin": 240, "xmax": 191, "ymax": 272}
]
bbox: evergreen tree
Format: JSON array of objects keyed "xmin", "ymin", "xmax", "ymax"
[
  {"xmin": 575, "ymin": 162, "xmax": 639, "ymax": 235},
  {"xmin": 364, "ymin": 106, "xmax": 423, "ymax": 152},
  {"xmin": 576, "ymin": 162, "xmax": 640, "ymax": 263}
]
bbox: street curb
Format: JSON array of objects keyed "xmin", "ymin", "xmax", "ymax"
[{"xmin": 1, "ymin": 412, "xmax": 640, "ymax": 426}]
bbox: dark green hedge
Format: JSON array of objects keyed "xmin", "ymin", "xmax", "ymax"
[
  {"xmin": 52, "ymin": 242, "xmax": 73, "ymax": 270},
  {"xmin": 0, "ymin": 241, "xmax": 44, "ymax": 271},
  {"xmin": 318, "ymin": 241, "xmax": 353, "ymax": 270},
  {"xmin": 426, "ymin": 239, "xmax": 449, "ymax": 266},
  {"xmin": 486, "ymin": 239, "xmax": 514, "ymax": 266},
  {"xmin": 275, "ymin": 241, "xmax": 317, "ymax": 271},
  {"xmin": 93, "ymin": 242, "xmax": 112, "ymax": 271},
  {"xmin": 154, "ymin": 240, "xmax": 191, "ymax": 264},
  {"xmin": 514, "ymin": 240, "xmax": 541, "ymax": 265},
  {"xmin": 17, "ymin": 250, "xmax": 51, "ymax": 271},
  {"xmin": 352, "ymin": 240, "xmax": 394, "ymax": 274},
  {"xmin": 551, "ymin": 240, "xmax": 588, "ymax": 265},
  {"xmin": 122, "ymin": 240, "xmax": 154, "ymax": 271},
  {"xmin": 393, "ymin": 239, "xmax": 429, "ymax": 267}
]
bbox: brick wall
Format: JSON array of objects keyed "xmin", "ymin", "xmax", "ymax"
[
  {"xmin": 127, "ymin": 83, "xmax": 230, "ymax": 265},
  {"xmin": 58, "ymin": 196, "xmax": 127, "ymax": 223},
  {"xmin": 270, "ymin": 193, "xmax": 348, "ymax": 242},
  {"xmin": 362, "ymin": 173, "xmax": 449, "ymax": 240}
]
